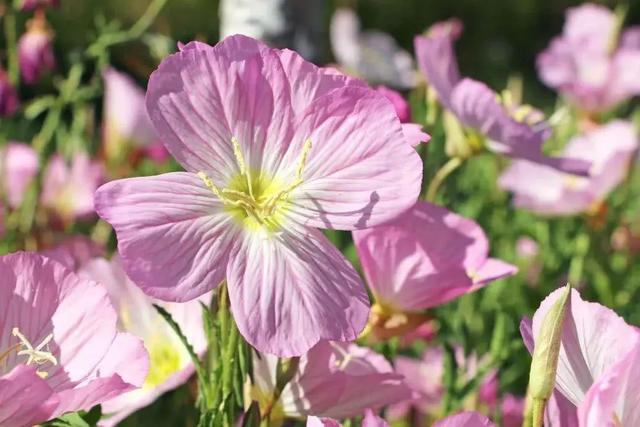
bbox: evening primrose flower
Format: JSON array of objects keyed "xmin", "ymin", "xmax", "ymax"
[
  {"xmin": 0, "ymin": 142, "xmax": 39, "ymax": 209},
  {"xmin": 103, "ymin": 68, "xmax": 168, "ymax": 165},
  {"xmin": 537, "ymin": 4, "xmax": 640, "ymax": 113},
  {"xmin": 251, "ymin": 341, "xmax": 411, "ymax": 422},
  {"xmin": 95, "ymin": 35, "xmax": 423, "ymax": 356},
  {"xmin": 414, "ymin": 20, "xmax": 590, "ymax": 175},
  {"xmin": 77, "ymin": 256, "xmax": 211, "ymax": 426},
  {"xmin": 353, "ymin": 202, "xmax": 516, "ymax": 339},
  {"xmin": 0, "ymin": 252, "xmax": 148, "ymax": 427},
  {"xmin": 523, "ymin": 288, "xmax": 640, "ymax": 426},
  {"xmin": 40, "ymin": 152, "xmax": 105, "ymax": 223},
  {"xmin": 18, "ymin": 14, "xmax": 56, "ymax": 84},
  {"xmin": 499, "ymin": 121, "xmax": 638, "ymax": 216}
]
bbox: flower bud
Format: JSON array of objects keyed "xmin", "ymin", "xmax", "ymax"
[
  {"xmin": 18, "ymin": 0, "xmax": 59, "ymax": 12},
  {"xmin": 18, "ymin": 15, "xmax": 55, "ymax": 84},
  {"xmin": 0, "ymin": 69, "xmax": 19, "ymax": 116}
]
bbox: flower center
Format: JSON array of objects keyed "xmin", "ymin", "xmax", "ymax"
[
  {"xmin": 198, "ymin": 137, "xmax": 312, "ymax": 232},
  {"xmin": 144, "ymin": 335, "xmax": 182, "ymax": 388},
  {"xmin": 0, "ymin": 328, "xmax": 58, "ymax": 379}
]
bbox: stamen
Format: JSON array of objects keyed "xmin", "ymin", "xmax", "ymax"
[
  {"xmin": 12, "ymin": 327, "xmax": 58, "ymax": 368},
  {"xmin": 197, "ymin": 171, "xmax": 225, "ymax": 201},
  {"xmin": 232, "ymin": 137, "xmax": 255, "ymax": 199},
  {"xmin": 295, "ymin": 139, "xmax": 313, "ymax": 182}
]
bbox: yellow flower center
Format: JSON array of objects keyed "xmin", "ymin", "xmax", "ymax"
[
  {"xmin": 144, "ymin": 335, "xmax": 182, "ymax": 388},
  {"xmin": 0, "ymin": 328, "xmax": 58, "ymax": 379},
  {"xmin": 198, "ymin": 137, "xmax": 312, "ymax": 232}
]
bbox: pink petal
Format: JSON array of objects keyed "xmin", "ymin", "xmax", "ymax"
[
  {"xmin": 353, "ymin": 202, "xmax": 511, "ymax": 311},
  {"xmin": 402, "ymin": 123, "xmax": 431, "ymax": 147},
  {"xmin": 307, "ymin": 416, "xmax": 342, "ymax": 427},
  {"xmin": 0, "ymin": 365, "xmax": 58, "ymax": 427},
  {"xmin": 226, "ymin": 226, "xmax": 369, "ymax": 356},
  {"xmin": 578, "ymin": 336, "xmax": 640, "ymax": 427},
  {"xmin": 433, "ymin": 411, "xmax": 496, "ymax": 427},
  {"xmin": 473, "ymin": 258, "xmax": 518, "ymax": 286},
  {"xmin": 95, "ymin": 172, "xmax": 239, "ymax": 301},
  {"xmin": 0, "ymin": 142, "xmax": 38, "ymax": 209},
  {"xmin": 532, "ymin": 288, "xmax": 637, "ymax": 407},
  {"xmin": 362, "ymin": 409, "xmax": 389, "ymax": 427},
  {"xmin": 414, "ymin": 31, "xmax": 461, "ymax": 109},
  {"xmin": 286, "ymin": 86, "xmax": 422, "ymax": 230}
]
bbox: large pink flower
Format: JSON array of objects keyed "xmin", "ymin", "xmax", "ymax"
[
  {"xmin": 353, "ymin": 201, "xmax": 516, "ymax": 316},
  {"xmin": 95, "ymin": 35, "xmax": 423, "ymax": 356},
  {"xmin": 499, "ymin": 121, "xmax": 638, "ymax": 216},
  {"xmin": 537, "ymin": 4, "xmax": 640, "ymax": 113},
  {"xmin": 77, "ymin": 256, "xmax": 211, "ymax": 426},
  {"xmin": 524, "ymin": 287, "xmax": 640, "ymax": 426},
  {"xmin": 414, "ymin": 21, "xmax": 590, "ymax": 175},
  {"xmin": 251, "ymin": 340, "xmax": 411, "ymax": 421},
  {"xmin": 0, "ymin": 252, "xmax": 148, "ymax": 427}
]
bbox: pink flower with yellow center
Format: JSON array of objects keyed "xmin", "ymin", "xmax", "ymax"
[{"xmin": 94, "ymin": 35, "xmax": 424, "ymax": 356}]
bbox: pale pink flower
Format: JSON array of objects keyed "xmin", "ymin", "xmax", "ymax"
[
  {"xmin": 102, "ymin": 68, "xmax": 168, "ymax": 164},
  {"xmin": 251, "ymin": 341, "xmax": 411, "ymax": 420},
  {"xmin": 433, "ymin": 411, "xmax": 496, "ymax": 427},
  {"xmin": 0, "ymin": 252, "xmax": 148, "ymax": 427},
  {"xmin": 95, "ymin": 35, "xmax": 423, "ymax": 356},
  {"xmin": 77, "ymin": 256, "xmax": 211, "ymax": 426},
  {"xmin": 501, "ymin": 394, "xmax": 525, "ymax": 427},
  {"xmin": 499, "ymin": 121, "xmax": 638, "ymax": 216},
  {"xmin": 0, "ymin": 142, "xmax": 39, "ymax": 209},
  {"xmin": 40, "ymin": 153, "xmax": 105, "ymax": 222},
  {"xmin": 40, "ymin": 236, "xmax": 105, "ymax": 272},
  {"xmin": 525, "ymin": 287, "xmax": 640, "ymax": 426},
  {"xmin": 537, "ymin": 4, "xmax": 640, "ymax": 113},
  {"xmin": 414, "ymin": 21, "xmax": 590, "ymax": 175},
  {"xmin": 353, "ymin": 201, "xmax": 516, "ymax": 317},
  {"xmin": 330, "ymin": 8, "xmax": 416, "ymax": 88}
]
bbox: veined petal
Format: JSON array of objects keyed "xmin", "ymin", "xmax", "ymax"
[
  {"xmin": 414, "ymin": 31, "xmax": 461, "ymax": 109},
  {"xmin": 226, "ymin": 226, "xmax": 370, "ymax": 356},
  {"xmin": 95, "ymin": 172, "xmax": 239, "ymax": 302},
  {"xmin": 284, "ymin": 86, "xmax": 422, "ymax": 230},
  {"xmin": 0, "ymin": 365, "xmax": 58, "ymax": 427}
]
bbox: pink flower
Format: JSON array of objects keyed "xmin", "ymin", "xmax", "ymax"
[
  {"xmin": 76, "ymin": 256, "xmax": 211, "ymax": 426},
  {"xmin": 501, "ymin": 394, "xmax": 525, "ymax": 427},
  {"xmin": 18, "ymin": 17, "xmax": 55, "ymax": 84},
  {"xmin": 251, "ymin": 341, "xmax": 411, "ymax": 420},
  {"xmin": 0, "ymin": 252, "xmax": 148, "ymax": 427},
  {"xmin": 40, "ymin": 152, "xmax": 105, "ymax": 222},
  {"xmin": 433, "ymin": 411, "xmax": 496, "ymax": 427},
  {"xmin": 537, "ymin": 4, "xmax": 640, "ymax": 113},
  {"xmin": 307, "ymin": 409, "xmax": 389, "ymax": 427},
  {"xmin": 499, "ymin": 121, "xmax": 638, "ymax": 216},
  {"xmin": 353, "ymin": 202, "xmax": 516, "ymax": 335},
  {"xmin": 525, "ymin": 287, "xmax": 640, "ymax": 426},
  {"xmin": 0, "ymin": 142, "xmax": 39, "ymax": 209},
  {"xmin": 0, "ymin": 68, "xmax": 19, "ymax": 117},
  {"xmin": 376, "ymin": 86, "xmax": 411, "ymax": 123},
  {"xmin": 414, "ymin": 21, "xmax": 590, "ymax": 175},
  {"xmin": 95, "ymin": 35, "xmax": 423, "ymax": 356},
  {"xmin": 330, "ymin": 8, "xmax": 416, "ymax": 88},
  {"xmin": 102, "ymin": 68, "xmax": 168, "ymax": 164},
  {"xmin": 18, "ymin": 0, "xmax": 59, "ymax": 11}
]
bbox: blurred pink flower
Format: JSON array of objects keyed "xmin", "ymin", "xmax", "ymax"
[
  {"xmin": 251, "ymin": 341, "xmax": 411, "ymax": 420},
  {"xmin": 95, "ymin": 35, "xmax": 423, "ymax": 356},
  {"xmin": 353, "ymin": 202, "xmax": 516, "ymax": 332},
  {"xmin": 0, "ymin": 68, "xmax": 19, "ymax": 117},
  {"xmin": 330, "ymin": 8, "xmax": 416, "ymax": 88},
  {"xmin": 524, "ymin": 287, "xmax": 640, "ymax": 426},
  {"xmin": 537, "ymin": 4, "xmax": 640, "ymax": 113},
  {"xmin": 515, "ymin": 236, "xmax": 539, "ymax": 260},
  {"xmin": 40, "ymin": 152, "xmax": 105, "ymax": 222},
  {"xmin": 414, "ymin": 21, "xmax": 590, "ymax": 175},
  {"xmin": 0, "ymin": 142, "xmax": 39, "ymax": 209},
  {"xmin": 40, "ymin": 236, "xmax": 105, "ymax": 271},
  {"xmin": 102, "ymin": 68, "xmax": 168, "ymax": 164},
  {"xmin": 77, "ymin": 256, "xmax": 211, "ymax": 426},
  {"xmin": 499, "ymin": 120, "xmax": 638, "ymax": 216},
  {"xmin": 307, "ymin": 409, "xmax": 389, "ymax": 427},
  {"xmin": 18, "ymin": 0, "xmax": 59, "ymax": 11},
  {"xmin": 18, "ymin": 18, "xmax": 55, "ymax": 84},
  {"xmin": 433, "ymin": 411, "xmax": 496, "ymax": 427},
  {"xmin": 0, "ymin": 252, "xmax": 148, "ymax": 427},
  {"xmin": 501, "ymin": 394, "xmax": 525, "ymax": 427}
]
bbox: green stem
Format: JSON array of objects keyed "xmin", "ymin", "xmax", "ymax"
[
  {"xmin": 4, "ymin": 7, "xmax": 19, "ymax": 86},
  {"xmin": 531, "ymin": 398, "xmax": 545, "ymax": 427},
  {"xmin": 128, "ymin": 0, "xmax": 167, "ymax": 38},
  {"xmin": 568, "ymin": 231, "xmax": 590, "ymax": 286},
  {"xmin": 425, "ymin": 157, "xmax": 463, "ymax": 202}
]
